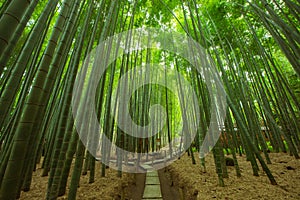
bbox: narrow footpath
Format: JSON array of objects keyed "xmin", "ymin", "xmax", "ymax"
[
  {"xmin": 141, "ymin": 165, "xmax": 163, "ymax": 200},
  {"xmin": 143, "ymin": 170, "xmax": 163, "ymax": 199},
  {"xmin": 140, "ymin": 163, "xmax": 180, "ymax": 200}
]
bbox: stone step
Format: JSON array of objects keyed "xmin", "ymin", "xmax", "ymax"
[
  {"xmin": 140, "ymin": 164, "xmax": 154, "ymax": 171},
  {"xmin": 145, "ymin": 176, "xmax": 160, "ymax": 185},
  {"xmin": 146, "ymin": 171, "xmax": 158, "ymax": 177},
  {"xmin": 142, "ymin": 185, "xmax": 162, "ymax": 199}
]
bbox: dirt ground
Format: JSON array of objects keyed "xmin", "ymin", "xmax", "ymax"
[
  {"xmin": 20, "ymin": 152, "xmax": 300, "ymax": 199},
  {"xmin": 20, "ymin": 162, "xmax": 141, "ymax": 200},
  {"xmin": 168, "ymin": 152, "xmax": 300, "ymax": 200}
]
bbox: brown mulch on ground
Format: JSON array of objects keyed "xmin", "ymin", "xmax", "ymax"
[
  {"xmin": 158, "ymin": 168, "xmax": 180, "ymax": 200},
  {"xmin": 20, "ymin": 152, "xmax": 300, "ymax": 200},
  {"xmin": 20, "ymin": 162, "xmax": 144, "ymax": 200},
  {"xmin": 167, "ymin": 152, "xmax": 300, "ymax": 200}
]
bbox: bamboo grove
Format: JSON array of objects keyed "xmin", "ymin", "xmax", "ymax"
[{"xmin": 0, "ymin": 0, "xmax": 299, "ymax": 199}]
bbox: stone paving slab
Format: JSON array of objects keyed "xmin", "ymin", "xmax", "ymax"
[
  {"xmin": 142, "ymin": 185, "xmax": 162, "ymax": 199},
  {"xmin": 145, "ymin": 176, "xmax": 160, "ymax": 185},
  {"xmin": 152, "ymin": 159, "xmax": 165, "ymax": 164},
  {"xmin": 141, "ymin": 164, "xmax": 154, "ymax": 171},
  {"xmin": 146, "ymin": 171, "xmax": 158, "ymax": 177}
]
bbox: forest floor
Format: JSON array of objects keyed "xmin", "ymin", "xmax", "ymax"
[
  {"xmin": 20, "ymin": 152, "xmax": 300, "ymax": 200},
  {"xmin": 168, "ymin": 152, "xmax": 300, "ymax": 200},
  {"xmin": 20, "ymin": 163, "xmax": 137, "ymax": 200}
]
